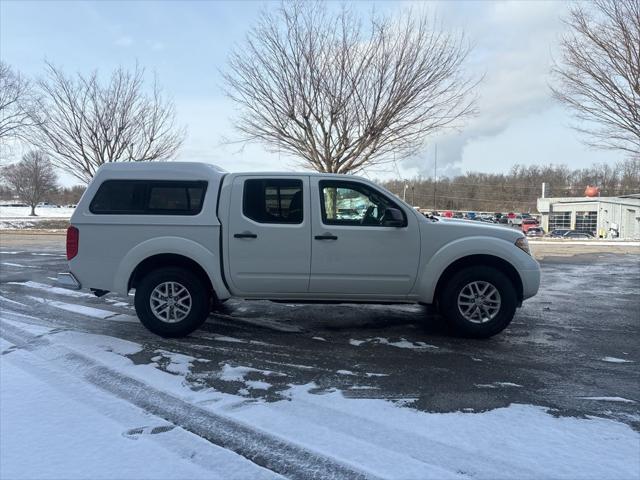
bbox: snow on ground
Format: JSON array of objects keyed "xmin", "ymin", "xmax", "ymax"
[
  {"xmin": 1, "ymin": 310, "xmax": 638, "ymax": 480},
  {"xmin": 0, "ymin": 206, "xmax": 75, "ymax": 218},
  {"xmin": 349, "ymin": 337, "xmax": 439, "ymax": 349},
  {"xmin": 601, "ymin": 356, "xmax": 634, "ymax": 363},
  {"xmin": 0, "ymin": 206, "xmax": 73, "ymax": 229},
  {"xmin": 234, "ymin": 385, "xmax": 639, "ymax": 480},
  {"xmin": 579, "ymin": 397, "xmax": 636, "ymax": 404},
  {"xmin": 9, "ymin": 280, "xmax": 94, "ymax": 298},
  {"xmin": 0, "ymin": 346, "xmax": 279, "ymax": 480}
]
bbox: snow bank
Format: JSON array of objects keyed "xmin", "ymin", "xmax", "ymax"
[
  {"xmin": 0, "ymin": 206, "xmax": 75, "ymax": 218},
  {"xmin": 2, "ymin": 312, "xmax": 638, "ymax": 480},
  {"xmin": 0, "ymin": 353, "xmax": 277, "ymax": 480}
]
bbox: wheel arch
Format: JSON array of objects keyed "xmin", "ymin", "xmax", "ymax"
[
  {"xmin": 112, "ymin": 236, "xmax": 230, "ymax": 299},
  {"xmin": 433, "ymin": 254, "xmax": 524, "ymax": 306},
  {"xmin": 128, "ymin": 253, "xmax": 215, "ymax": 296}
]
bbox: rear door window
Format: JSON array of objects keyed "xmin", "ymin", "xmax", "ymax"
[{"xmin": 243, "ymin": 179, "xmax": 303, "ymax": 224}]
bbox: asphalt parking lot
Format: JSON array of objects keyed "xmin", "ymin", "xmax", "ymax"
[{"xmin": 1, "ymin": 233, "xmax": 638, "ymax": 433}]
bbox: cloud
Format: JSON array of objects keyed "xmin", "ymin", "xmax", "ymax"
[{"xmin": 400, "ymin": 1, "xmax": 570, "ymax": 177}]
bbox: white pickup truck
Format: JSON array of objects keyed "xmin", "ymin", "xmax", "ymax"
[{"xmin": 59, "ymin": 162, "xmax": 540, "ymax": 338}]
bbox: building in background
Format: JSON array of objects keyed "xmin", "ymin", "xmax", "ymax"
[{"xmin": 537, "ymin": 194, "xmax": 640, "ymax": 239}]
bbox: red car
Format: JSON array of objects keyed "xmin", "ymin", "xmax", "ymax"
[{"xmin": 521, "ymin": 218, "xmax": 539, "ymax": 233}]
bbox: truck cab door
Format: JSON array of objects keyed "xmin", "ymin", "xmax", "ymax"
[
  {"xmin": 309, "ymin": 178, "xmax": 421, "ymax": 298},
  {"xmin": 226, "ymin": 175, "xmax": 311, "ymax": 295}
]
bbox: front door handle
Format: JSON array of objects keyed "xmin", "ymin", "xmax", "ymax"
[
  {"xmin": 234, "ymin": 232, "xmax": 258, "ymax": 239},
  {"xmin": 314, "ymin": 234, "xmax": 338, "ymax": 240}
]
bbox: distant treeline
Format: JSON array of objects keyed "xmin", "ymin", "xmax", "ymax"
[
  {"xmin": 1, "ymin": 159, "xmax": 638, "ymax": 212},
  {"xmin": 0, "ymin": 184, "xmax": 85, "ymax": 206},
  {"xmin": 382, "ymin": 159, "xmax": 640, "ymax": 213}
]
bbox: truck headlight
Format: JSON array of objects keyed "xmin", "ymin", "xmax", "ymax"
[{"xmin": 515, "ymin": 237, "xmax": 530, "ymax": 255}]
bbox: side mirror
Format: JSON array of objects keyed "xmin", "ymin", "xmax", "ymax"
[{"xmin": 383, "ymin": 207, "xmax": 405, "ymax": 227}]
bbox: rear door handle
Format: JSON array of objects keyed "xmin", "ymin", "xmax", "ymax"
[
  {"xmin": 314, "ymin": 234, "xmax": 338, "ymax": 240},
  {"xmin": 234, "ymin": 232, "xmax": 258, "ymax": 239}
]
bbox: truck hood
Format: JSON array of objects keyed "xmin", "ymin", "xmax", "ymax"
[{"xmin": 422, "ymin": 216, "xmax": 524, "ymax": 243}]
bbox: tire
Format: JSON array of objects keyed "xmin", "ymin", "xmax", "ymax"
[
  {"xmin": 438, "ymin": 266, "xmax": 517, "ymax": 338},
  {"xmin": 134, "ymin": 267, "xmax": 211, "ymax": 338}
]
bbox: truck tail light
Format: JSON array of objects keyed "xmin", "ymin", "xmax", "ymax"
[{"xmin": 67, "ymin": 226, "xmax": 79, "ymax": 260}]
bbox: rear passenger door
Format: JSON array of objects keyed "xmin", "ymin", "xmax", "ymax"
[{"xmin": 227, "ymin": 176, "xmax": 311, "ymax": 295}]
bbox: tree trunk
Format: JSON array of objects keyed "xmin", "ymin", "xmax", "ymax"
[
  {"xmin": 324, "ymin": 187, "xmax": 337, "ymax": 220},
  {"xmin": 30, "ymin": 204, "xmax": 36, "ymax": 216}
]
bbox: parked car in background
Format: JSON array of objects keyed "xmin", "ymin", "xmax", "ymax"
[
  {"xmin": 498, "ymin": 217, "xmax": 509, "ymax": 224},
  {"xmin": 547, "ymin": 229, "xmax": 571, "ymax": 238},
  {"xmin": 525, "ymin": 227, "xmax": 545, "ymax": 238},
  {"xmin": 453, "ymin": 212, "xmax": 464, "ymax": 219},
  {"xmin": 58, "ymin": 162, "xmax": 540, "ymax": 339},
  {"xmin": 65, "ymin": 204, "xmax": 77, "ymax": 209},
  {"xmin": 37, "ymin": 202, "xmax": 60, "ymax": 208},
  {"xmin": 521, "ymin": 218, "xmax": 539, "ymax": 233},
  {"xmin": 509, "ymin": 215, "xmax": 523, "ymax": 227},
  {"xmin": 563, "ymin": 230, "xmax": 595, "ymax": 239}
]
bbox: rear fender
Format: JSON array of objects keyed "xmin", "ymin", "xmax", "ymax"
[{"xmin": 113, "ymin": 237, "xmax": 230, "ymax": 299}]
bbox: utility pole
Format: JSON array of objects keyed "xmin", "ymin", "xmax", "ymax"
[{"xmin": 433, "ymin": 144, "xmax": 437, "ymax": 210}]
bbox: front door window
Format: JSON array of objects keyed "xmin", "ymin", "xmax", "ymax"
[{"xmin": 319, "ymin": 181, "xmax": 405, "ymax": 227}]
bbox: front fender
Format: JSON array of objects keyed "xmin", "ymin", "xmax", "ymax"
[
  {"xmin": 414, "ymin": 236, "xmax": 538, "ymax": 303},
  {"xmin": 112, "ymin": 236, "xmax": 230, "ymax": 299}
]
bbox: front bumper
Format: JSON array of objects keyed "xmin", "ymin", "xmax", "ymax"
[
  {"xmin": 520, "ymin": 267, "xmax": 541, "ymax": 300},
  {"xmin": 56, "ymin": 272, "xmax": 82, "ymax": 290}
]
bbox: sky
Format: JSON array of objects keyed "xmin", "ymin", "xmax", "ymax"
[{"xmin": 0, "ymin": 0, "xmax": 627, "ymax": 186}]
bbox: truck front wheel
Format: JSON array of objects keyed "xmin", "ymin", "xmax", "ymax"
[
  {"xmin": 439, "ymin": 266, "xmax": 517, "ymax": 338},
  {"xmin": 134, "ymin": 267, "xmax": 210, "ymax": 338}
]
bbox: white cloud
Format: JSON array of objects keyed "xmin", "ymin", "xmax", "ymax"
[{"xmin": 400, "ymin": 1, "xmax": 571, "ymax": 177}]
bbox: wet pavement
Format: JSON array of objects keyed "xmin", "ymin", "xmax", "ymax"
[{"xmin": 1, "ymin": 235, "xmax": 639, "ymax": 430}]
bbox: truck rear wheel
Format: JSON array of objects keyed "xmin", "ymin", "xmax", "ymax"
[
  {"xmin": 439, "ymin": 266, "xmax": 517, "ymax": 338},
  {"xmin": 134, "ymin": 267, "xmax": 210, "ymax": 338}
]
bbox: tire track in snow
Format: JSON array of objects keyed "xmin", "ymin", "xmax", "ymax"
[{"xmin": 0, "ymin": 317, "xmax": 380, "ymax": 480}]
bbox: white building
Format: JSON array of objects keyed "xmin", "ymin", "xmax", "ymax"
[{"xmin": 537, "ymin": 194, "xmax": 640, "ymax": 240}]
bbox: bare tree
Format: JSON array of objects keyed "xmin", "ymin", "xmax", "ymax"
[
  {"xmin": 27, "ymin": 63, "xmax": 186, "ymax": 183},
  {"xmin": 1, "ymin": 150, "xmax": 58, "ymax": 216},
  {"xmin": 224, "ymin": 2, "xmax": 477, "ymax": 174},
  {"xmin": 551, "ymin": 0, "xmax": 640, "ymax": 155},
  {"xmin": 0, "ymin": 62, "xmax": 35, "ymax": 143}
]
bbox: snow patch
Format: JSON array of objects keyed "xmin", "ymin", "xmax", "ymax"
[
  {"xmin": 579, "ymin": 397, "xmax": 636, "ymax": 404},
  {"xmin": 11, "ymin": 281, "xmax": 94, "ymax": 298},
  {"xmin": 601, "ymin": 356, "xmax": 634, "ymax": 364},
  {"xmin": 351, "ymin": 337, "xmax": 439, "ymax": 350},
  {"xmin": 0, "ymin": 295, "xmax": 27, "ymax": 307},
  {"xmin": 218, "ymin": 364, "xmax": 282, "ymax": 383},
  {"xmin": 2, "ymin": 262, "xmax": 36, "ymax": 268},
  {"xmin": 245, "ymin": 380, "xmax": 272, "ymax": 390},
  {"xmin": 28, "ymin": 296, "xmax": 117, "ymax": 319},
  {"xmin": 475, "ymin": 382, "xmax": 523, "ymax": 389}
]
